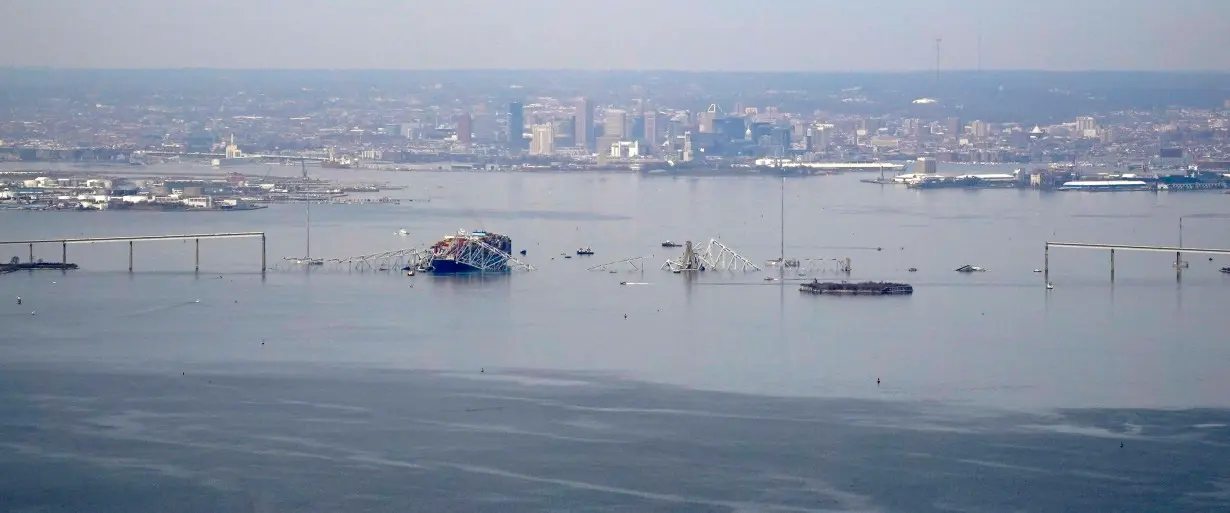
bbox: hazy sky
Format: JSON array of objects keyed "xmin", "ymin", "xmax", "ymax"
[{"xmin": 1, "ymin": 0, "xmax": 1227, "ymax": 71}]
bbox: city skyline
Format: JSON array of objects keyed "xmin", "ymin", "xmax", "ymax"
[{"xmin": 1, "ymin": 0, "xmax": 1228, "ymax": 71}]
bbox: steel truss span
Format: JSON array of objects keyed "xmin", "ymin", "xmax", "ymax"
[
  {"xmin": 662, "ymin": 239, "xmax": 761, "ymax": 272},
  {"xmin": 588, "ymin": 255, "xmax": 654, "ymax": 272},
  {"xmin": 451, "ymin": 237, "xmax": 536, "ymax": 272}
]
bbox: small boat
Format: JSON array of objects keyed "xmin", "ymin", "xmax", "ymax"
[
  {"xmin": 908, "ymin": 267, "xmax": 918, "ymax": 272},
  {"xmin": 661, "ymin": 241, "xmax": 682, "ymax": 248},
  {"xmin": 1033, "ymin": 269, "xmax": 1042, "ymax": 273},
  {"xmin": 520, "ymin": 249, "xmax": 527, "ymax": 255},
  {"xmin": 564, "ymin": 255, "xmax": 572, "ymax": 259},
  {"xmin": 576, "ymin": 248, "xmax": 594, "ymax": 256},
  {"xmin": 396, "ymin": 229, "xmax": 409, "ymax": 236},
  {"xmin": 955, "ymin": 264, "xmax": 987, "ymax": 273},
  {"xmin": 1046, "ymin": 282, "xmax": 1054, "ymax": 289},
  {"xmin": 1220, "ymin": 267, "xmax": 1230, "ymax": 274}
]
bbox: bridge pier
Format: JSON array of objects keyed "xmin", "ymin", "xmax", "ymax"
[
  {"xmin": 28, "ymin": 243, "xmax": 33, "ymax": 263},
  {"xmin": 62, "ymin": 241, "xmax": 67, "ymax": 264},
  {"xmin": 261, "ymin": 234, "xmax": 266, "ymax": 273},
  {"xmin": 1043, "ymin": 243, "xmax": 1049, "ymax": 282},
  {"xmin": 129, "ymin": 241, "xmax": 133, "ymax": 272},
  {"xmin": 1110, "ymin": 249, "xmax": 1115, "ymax": 281},
  {"xmin": 195, "ymin": 238, "xmax": 200, "ymax": 273}
]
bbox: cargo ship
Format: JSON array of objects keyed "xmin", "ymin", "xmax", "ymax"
[
  {"xmin": 423, "ymin": 229, "xmax": 515, "ymax": 274},
  {"xmin": 799, "ymin": 279, "xmax": 913, "ymax": 296}
]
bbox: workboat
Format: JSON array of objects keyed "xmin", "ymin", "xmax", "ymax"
[
  {"xmin": 661, "ymin": 241, "xmax": 682, "ymax": 248},
  {"xmin": 576, "ymin": 248, "xmax": 594, "ymax": 256},
  {"xmin": 1221, "ymin": 267, "xmax": 1230, "ymax": 274}
]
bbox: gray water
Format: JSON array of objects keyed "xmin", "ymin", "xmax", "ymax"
[{"xmin": 2, "ymin": 167, "xmax": 1230, "ymax": 511}]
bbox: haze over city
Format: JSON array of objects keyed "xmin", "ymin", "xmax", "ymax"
[{"xmin": 2, "ymin": 0, "xmax": 1229, "ymax": 71}]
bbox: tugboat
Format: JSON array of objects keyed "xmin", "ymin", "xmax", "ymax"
[
  {"xmin": 576, "ymin": 248, "xmax": 594, "ymax": 256},
  {"xmin": 661, "ymin": 240, "xmax": 682, "ymax": 248}
]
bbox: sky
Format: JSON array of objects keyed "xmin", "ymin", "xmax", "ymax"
[{"xmin": 1, "ymin": 0, "xmax": 1227, "ymax": 71}]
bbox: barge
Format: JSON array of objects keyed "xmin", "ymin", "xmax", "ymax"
[
  {"xmin": 1, "ymin": 262, "xmax": 79, "ymax": 274},
  {"xmin": 799, "ymin": 279, "xmax": 913, "ymax": 296}
]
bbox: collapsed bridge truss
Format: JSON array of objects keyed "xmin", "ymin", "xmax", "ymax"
[{"xmin": 661, "ymin": 239, "xmax": 761, "ymax": 272}]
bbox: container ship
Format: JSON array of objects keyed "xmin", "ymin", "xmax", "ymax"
[
  {"xmin": 422, "ymin": 229, "xmax": 515, "ymax": 274},
  {"xmin": 799, "ymin": 279, "xmax": 913, "ymax": 296}
]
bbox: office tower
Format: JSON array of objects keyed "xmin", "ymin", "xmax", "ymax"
[
  {"xmin": 574, "ymin": 98, "xmax": 593, "ymax": 151},
  {"xmin": 944, "ymin": 117, "xmax": 962, "ymax": 138},
  {"xmin": 969, "ymin": 120, "xmax": 989, "ymax": 139},
  {"xmin": 808, "ymin": 125, "xmax": 832, "ymax": 151},
  {"xmin": 643, "ymin": 111, "xmax": 662, "ymax": 153},
  {"xmin": 603, "ymin": 110, "xmax": 627, "ymax": 139},
  {"xmin": 530, "ymin": 124, "xmax": 555, "ymax": 155},
  {"xmin": 507, "ymin": 102, "xmax": 525, "ymax": 150},
  {"xmin": 917, "ymin": 157, "xmax": 938, "ymax": 174},
  {"xmin": 454, "ymin": 113, "xmax": 472, "ymax": 145}
]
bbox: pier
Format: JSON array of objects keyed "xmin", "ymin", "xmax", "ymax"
[
  {"xmin": 0, "ymin": 232, "xmax": 267, "ymax": 273},
  {"xmin": 1044, "ymin": 241, "xmax": 1230, "ymax": 281}
]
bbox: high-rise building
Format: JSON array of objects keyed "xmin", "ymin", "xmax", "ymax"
[
  {"xmin": 507, "ymin": 102, "xmax": 525, "ymax": 150},
  {"xmin": 574, "ymin": 98, "xmax": 593, "ymax": 151},
  {"xmin": 944, "ymin": 117, "xmax": 962, "ymax": 138},
  {"xmin": 808, "ymin": 125, "xmax": 832, "ymax": 151},
  {"xmin": 530, "ymin": 124, "xmax": 555, "ymax": 155},
  {"xmin": 969, "ymin": 120, "xmax": 989, "ymax": 139},
  {"xmin": 1075, "ymin": 116, "xmax": 1098, "ymax": 138},
  {"xmin": 643, "ymin": 111, "xmax": 662, "ymax": 153},
  {"xmin": 916, "ymin": 157, "xmax": 938, "ymax": 174},
  {"xmin": 603, "ymin": 110, "xmax": 627, "ymax": 139},
  {"xmin": 454, "ymin": 113, "xmax": 472, "ymax": 145}
]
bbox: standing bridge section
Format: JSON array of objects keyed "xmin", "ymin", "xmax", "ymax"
[
  {"xmin": 0, "ymin": 232, "xmax": 267, "ymax": 273},
  {"xmin": 1044, "ymin": 241, "xmax": 1230, "ymax": 282}
]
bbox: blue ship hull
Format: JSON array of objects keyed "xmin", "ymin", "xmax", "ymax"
[{"xmin": 428, "ymin": 258, "xmax": 510, "ymax": 274}]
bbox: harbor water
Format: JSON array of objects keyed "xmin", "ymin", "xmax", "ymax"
[{"xmin": 2, "ymin": 164, "xmax": 1230, "ymax": 512}]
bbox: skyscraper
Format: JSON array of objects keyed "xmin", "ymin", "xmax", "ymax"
[
  {"xmin": 455, "ymin": 113, "xmax": 472, "ymax": 145},
  {"xmin": 530, "ymin": 124, "xmax": 555, "ymax": 156},
  {"xmin": 603, "ymin": 110, "xmax": 627, "ymax": 139},
  {"xmin": 507, "ymin": 102, "xmax": 525, "ymax": 150},
  {"xmin": 574, "ymin": 98, "xmax": 593, "ymax": 151},
  {"xmin": 643, "ymin": 111, "xmax": 662, "ymax": 154}
]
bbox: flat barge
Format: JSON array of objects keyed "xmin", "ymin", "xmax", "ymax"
[
  {"xmin": 1, "ymin": 262, "xmax": 79, "ymax": 274},
  {"xmin": 799, "ymin": 279, "xmax": 913, "ymax": 296}
]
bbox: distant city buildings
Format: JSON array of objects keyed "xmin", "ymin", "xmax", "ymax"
[
  {"xmin": 530, "ymin": 124, "xmax": 554, "ymax": 156},
  {"xmin": 507, "ymin": 102, "xmax": 525, "ymax": 151},
  {"xmin": 574, "ymin": 98, "xmax": 593, "ymax": 152},
  {"xmin": 454, "ymin": 113, "xmax": 472, "ymax": 145}
]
